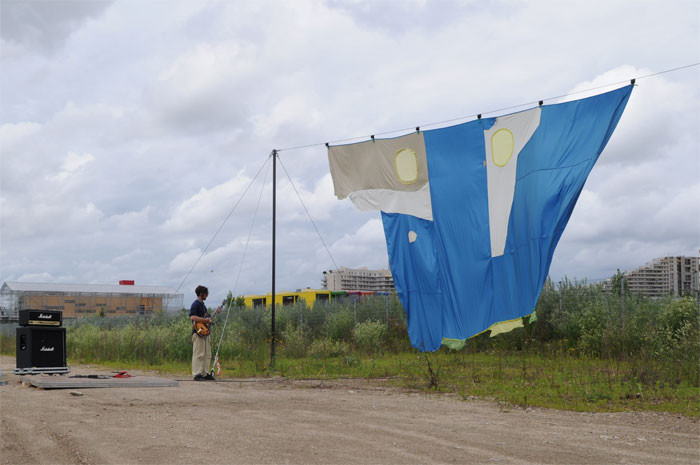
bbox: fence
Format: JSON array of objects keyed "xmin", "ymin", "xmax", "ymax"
[{"xmin": 217, "ymin": 294, "xmax": 408, "ymax": 346}]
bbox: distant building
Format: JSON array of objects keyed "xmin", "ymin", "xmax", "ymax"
[
  {"xmin": 605, "ymin": 255, "xmax": 700, "ymax": 297},
  {"xmin": 0, "ymin": 281, "xmax": 183, "ymax": 320},
  {"xmin": 322, "ymin": 267, "xmax": 395, "ymax": 292},
  {"xmin": 243, "ymin": 289, "xmax": 333, "ymax": 309}
]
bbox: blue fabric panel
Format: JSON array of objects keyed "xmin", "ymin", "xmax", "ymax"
[
  {"xmin": 381, "ymin": 212, "xmax": 444, "ymax": 351},
  {"xmin": 501, "ymin": 85, "xmax": 634, "ymax": 320},
  {"xmin": 423, "ymin": 120, "xmax": 493, "ymax": 343},
  {"xmin": 379, "ymin": 85, "xmax": 632, "ymax": 351}
]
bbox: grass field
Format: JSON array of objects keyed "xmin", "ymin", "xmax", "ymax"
[
  {"xmin": 61, "ymin": 350, "xmax": 699, "ymax": 417},
  {"xmin": 2, "ymin": 285, "xmax": 697, "ymax": 416}
]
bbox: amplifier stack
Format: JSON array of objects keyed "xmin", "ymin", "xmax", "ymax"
[
  {"xmin": 15, "ymin": 309, "xmax": 70, "ymax": 375},
  {"xmin": 19, "ymin": 309, "xmax": 63, "ymax": 327}
]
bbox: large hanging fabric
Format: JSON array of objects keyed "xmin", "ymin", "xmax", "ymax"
[{"xmin": 328, "ymin": 85, "xmax": 633, "ymax": 351}]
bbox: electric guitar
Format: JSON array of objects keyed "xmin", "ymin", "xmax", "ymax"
[{"xmin": 192, "ymin": 300, "xmax": 223, "ymax": 337}]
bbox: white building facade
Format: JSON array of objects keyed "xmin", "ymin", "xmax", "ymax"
[
  {"xmin": 322, "ymin": 267, "xmax": 395, "ymax": 292},
  {"xmin": 619, "ymin": 255, "xmax": 700, "ymax": 297}
]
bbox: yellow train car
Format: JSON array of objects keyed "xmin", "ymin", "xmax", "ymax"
[{"xmin": 243, "ymin": 289, "xmax": 332, "ymax": 309}]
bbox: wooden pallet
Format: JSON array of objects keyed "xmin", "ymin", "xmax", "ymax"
[{"xmin": 19, "ymin": 375, "xmax": 178, "ymax": 389}]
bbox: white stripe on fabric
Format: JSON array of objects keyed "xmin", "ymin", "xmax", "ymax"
[
  {"xmin": 484, "ymin": 107, "xmax": 541, "ymax": 257},
  {"xmin": 348, "ymin": 183, "xmax": 433, "ymax": 221}
]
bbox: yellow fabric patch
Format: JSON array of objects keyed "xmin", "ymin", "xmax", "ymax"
[
  {"xmin": 394, "ymin": 148, "xmax": 419, "ymax": 184},
  {"xmin": 488, "ymin": 317, "xmax": 524, "ymax": 337},
  {"xmin": 440, "ymin": 312, "xmax": 535, "ymax": 348},
  {"xmin": 491, "ymin": 128, "xmax": 514, "ymax": 167},
  {"xmin": 442, "ymin": 338, "xmax": 466, "ymax": 350}
]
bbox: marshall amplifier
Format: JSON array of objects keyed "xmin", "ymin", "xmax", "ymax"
[
  {"xmin": 19, "ymin": 309, "xmax": 63, "ymax": 327},
  {"xmin": 15, "ymin": 327, "xmax": 68, "ymax": 374}
]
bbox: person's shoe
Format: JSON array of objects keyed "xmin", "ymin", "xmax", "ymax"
[
  {"xmin": 204, "ymin": 373, "xmax": 216, "ymax": 381},
  {"xmin": 193, "ymin": 374, "xmax": 205, "ymax": 381}
]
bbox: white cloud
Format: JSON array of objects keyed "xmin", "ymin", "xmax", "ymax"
[
  {"xmin": 50, "ymin": 151, "xmax": 94, "ymax": 183},
  {"xmin": 548, "ymin": 66, "xmax": 700, "ymax": 281},
  {"xmin": 162, "ymin": 173, "xmax": 253, "ymax": 232},
  {"xmin": 168, "ymin": 248, "xmax": 203, "ymax": 274},
  {"xmin": 329, "ymin": 218, "xmax": 388, "ymax": 269},
  {"xmin": 16, "ymin": 272, "xmax": 55, "ymax": 283},
  {"xmin": 0, "ymin": 0, "xmax": 698, "ymax": 302},
  {"xmin": 252, "ymin": 93, "xmax": 324, "ymax": 139},
  {"xmin": 0, "ymin": 121, "xmax": 42, "ymax": 147}
]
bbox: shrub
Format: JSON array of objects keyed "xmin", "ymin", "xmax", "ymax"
[
  {"xmin": 308, "ymin": 338, "xmax": 351, "ymax": 358},
  {"xmin": 652, "ymin": 298, "xmax": 700, "ymax": 384},
  {"xmin": 325, "ymin": 310, "xmax": 354, "ymax": 342},
  {"xmin": 281, "ymin": 325, "xmax": 308, "ymax": 358},
  {"xmin": 353, "ymin": 320, "xmax": 385, "ymax": 354}
]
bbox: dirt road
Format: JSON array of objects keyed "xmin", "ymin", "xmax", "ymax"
[{"xmin": 1, "ymin": 356, "xmax": 698, "ymax": 465}]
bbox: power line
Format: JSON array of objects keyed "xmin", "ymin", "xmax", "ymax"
[
  {"xmin": 174, "ymin": 62, "xmax": 699, "ymax": 297},
  {"xmin": 276, "ymin": 62, "xmax": 700, "ymax": 153}
]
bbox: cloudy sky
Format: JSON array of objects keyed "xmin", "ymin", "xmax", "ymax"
[{"xmin": 1, "ymin": 0, "xmax": 698, "ymax": 304}]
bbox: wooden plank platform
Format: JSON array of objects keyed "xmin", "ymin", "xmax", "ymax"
[{"xmin": 19, "ymin": 375, "xmax": 179, "ymax": 389}]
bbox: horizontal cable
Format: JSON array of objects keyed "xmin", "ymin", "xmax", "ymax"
[{"xmin": 276, "ymin": 62, "xmax": 699, "ymax": 152}]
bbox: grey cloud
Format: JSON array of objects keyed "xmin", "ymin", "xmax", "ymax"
[
  {"xmin": 1, "ymin": 0, "xmax": 698, "ymax": 303},
  {"xmin": 0, "ymin": 0, "xmax": 113, "ymax": 54},
  {"xmin": 323, "ymin": 0, "xmax": 496, "ymax": 36}
]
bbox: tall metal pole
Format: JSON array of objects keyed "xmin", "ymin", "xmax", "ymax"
[{"xmin": 270, "ymin": 149, "xmax": 277, "ymax": 367}]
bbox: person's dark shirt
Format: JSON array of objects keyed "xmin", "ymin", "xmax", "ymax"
[{"xmin": 190, "ymin": 299, "xmax": 208, "ymax": 334}]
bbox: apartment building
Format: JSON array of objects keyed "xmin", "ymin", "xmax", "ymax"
[
  {"xmin": 617, "ymin": 255, "xmax": 700, "ymax": 297},
  {"xmin": 322, "ymin": 267, "xmax": 395, "ymax": 292}
]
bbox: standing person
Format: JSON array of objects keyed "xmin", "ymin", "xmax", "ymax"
[{"xmin": 190, "ymin": 285, "xmax": 220, "ymax": 381}]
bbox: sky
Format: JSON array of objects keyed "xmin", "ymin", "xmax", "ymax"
[{"xmin": 1, "ymin": 0, "xmax": 698, "ymax": 305}]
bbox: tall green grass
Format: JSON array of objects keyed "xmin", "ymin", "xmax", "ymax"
[{"xmin": 1, "ymin": 286, "xmax": 697, "ymax": 414}]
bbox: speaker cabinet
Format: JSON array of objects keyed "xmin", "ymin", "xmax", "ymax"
[
  {"xmin": 16, "ymin": 327, "xmax": 67, "ymax": 369},
  {"xmin": 19, "ymin": 309, "xmax": 63, "ymax": 327}
]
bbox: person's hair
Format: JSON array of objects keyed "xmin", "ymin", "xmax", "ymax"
[{"xmin": 195, "ymin": 285, "xmax": 208, "ymax": 297}]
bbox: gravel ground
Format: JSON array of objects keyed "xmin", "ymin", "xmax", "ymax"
[{"xmin": 1, "ymin": 355, "xmax": 698, "ymax": 465}]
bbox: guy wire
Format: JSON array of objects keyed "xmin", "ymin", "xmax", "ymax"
[
  {"xmin": 277, "ymin": 155, "xmax": 339, "ymax": 270},
  {"xmin": 173, "ymin": 153, "xmax": 272, "ymax": 296}
]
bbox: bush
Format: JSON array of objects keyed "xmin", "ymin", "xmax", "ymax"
[
  {"xmin": 325, "ymin": 310, "xmax": 354, "ymax": 342},
  {"xmin": 353, "ymin": 320, "xmax": 385, "ymax": 354},
  {"xmin": 308, "ymin": 338, "xmax": 351, "ymax": 358},
  {"xmin": 281, "ymin": 325, "xmax": 308, "ymax": 358},
  {"xmin": 575, "ymin": 300, "xmax": 621, "ymax": 357},
  {"xmin": 651, "ymin": 298, "xmax": 700, "ymax": 384}
]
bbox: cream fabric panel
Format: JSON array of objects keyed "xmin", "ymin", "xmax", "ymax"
[
  {"xmin": 328, "ymin": 132, "xmax": 432, "ymax": 220},
  {"xmin": 328, "ymin": 132, "xmax": 429, "ymax": 198}
]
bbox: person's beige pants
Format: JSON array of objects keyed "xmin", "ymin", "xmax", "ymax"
[{"xmin": 191, "ymin": 333, "xmax": 211, "ymax": 377}]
